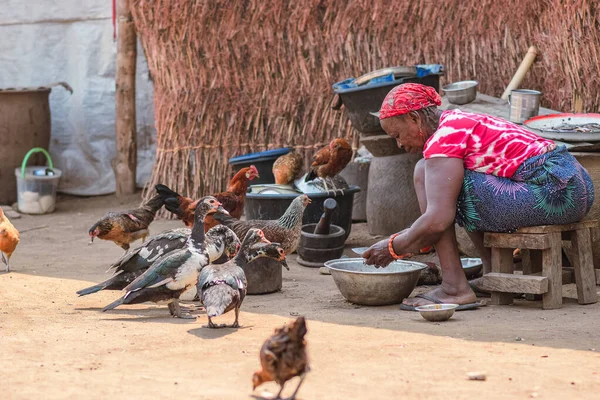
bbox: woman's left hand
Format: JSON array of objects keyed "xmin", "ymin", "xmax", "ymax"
[{"xmin": 362, "ymin": 238, "xmax": 395, "ymax": 268}]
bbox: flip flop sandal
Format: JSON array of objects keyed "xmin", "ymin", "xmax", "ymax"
[
  {"xmin": 399, "ymin": 293, "xmax": 485, "ymax": 312},
  {"xmin": 469, "ymin": 282, "xmax": 492, "ymax": 298}
]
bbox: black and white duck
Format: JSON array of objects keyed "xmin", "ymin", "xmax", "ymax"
[
  {"xmin": 101, "ymin": 196, "xmax": 225, "ymax": 319},
  {"xmin": 198, "ymin": 229, "xmax": 287, "ymax": 328},
  {"xmin": 77, "ymin": 225, "xmax": 240, "ymax": 296}
]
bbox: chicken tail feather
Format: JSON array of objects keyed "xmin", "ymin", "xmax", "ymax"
[
  {"xmin": 155, "ymin": 184, "xmax": 185, "ymax": 217},
  {"xmin": 304, "ymin": 169, "xmax": 317, "ymax": 182}
]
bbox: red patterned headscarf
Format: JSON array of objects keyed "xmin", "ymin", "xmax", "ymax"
[{"xmin": 378, "ymin": 83, "xmax": 442, "ymax": 120}]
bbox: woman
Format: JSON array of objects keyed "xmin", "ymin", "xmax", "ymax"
[{"xmin": 362, "ymin": 83, "xmax": 594, "ymax": 310}]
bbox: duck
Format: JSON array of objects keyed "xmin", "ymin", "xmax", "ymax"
[
  {"xmin": 183, "ymin": 239, "xmax": 288, "ymax": 303},
  {"xmin": 198, "ymin": 229, "xmax": 287, "ymax": 328},
  {"xmin": 77, "ymin": 225, "xmax": 240, "ymax": 297},
  {"xmin": 101, "ymin": 196, "xmax": 225, "ymax": 319}
]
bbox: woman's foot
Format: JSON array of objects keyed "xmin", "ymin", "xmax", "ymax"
[{"xmin": 402, "ymin": 285, "xmax": 477, "ymax": 307}]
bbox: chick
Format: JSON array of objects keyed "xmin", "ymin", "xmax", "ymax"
[{"xmin": 253, "ymin": 317, "xmax": 310, "ymax": 400}]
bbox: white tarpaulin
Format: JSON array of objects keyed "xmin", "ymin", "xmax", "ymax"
[{"xmin": 0, "ymin": 0, "xmax": 156, "ymax": 195}]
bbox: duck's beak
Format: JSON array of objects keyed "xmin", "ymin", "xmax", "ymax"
[
  {"xmin": 280, "ymin": 258, "xmax": 289, "ymax": 271},
  {"xmin": 216, "ymin": 205, "xmax": 230, "ymax": 215}
]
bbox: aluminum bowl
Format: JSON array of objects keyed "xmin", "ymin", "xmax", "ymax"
[
  {"xmin": 442, "ymin": 80, "xmax": 478, "ymax": 105},
  {"xmin": 461, "ymin": 257, "xmax": 483, "ymax": 279},
  {"xmin": 324, "ymin": 258, "xmax": 427, "ymax": 306},
  {"xmin": 415, "ymin": 304, "xmax": 458, "ymax": 322}
]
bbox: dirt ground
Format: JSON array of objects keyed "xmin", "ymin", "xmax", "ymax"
[{"xmin": 2, "ymin": 193, "xmax": 600, "ymax": 399}]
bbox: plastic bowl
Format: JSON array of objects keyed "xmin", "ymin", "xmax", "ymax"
[{"xmin": 415, "ymin": 304, "xmax": 459, "ymax": 322}]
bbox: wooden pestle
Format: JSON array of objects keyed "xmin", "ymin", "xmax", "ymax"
[{"xmin": 313, "ymin": 198, "xmax": 337, "ymax": 235}]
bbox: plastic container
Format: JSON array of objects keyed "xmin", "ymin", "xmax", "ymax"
[
  {"xmin": 15, "ymin": 148, "xmax": 62, "ymax": 214},
  {"xmin": 229, "ymin": 148, "xmax": 292, "ymax": 185},
  {"xmin": 244, "ymin": 186, "xmax": 360, "ymax": 239},
  {"xmin": 332, "ymin": 71, "xmax": 442, "ymax": 136}
]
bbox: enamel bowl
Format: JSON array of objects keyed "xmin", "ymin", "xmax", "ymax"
[{"xmin": 415, "ymin": 304, "xmax": 459, "ymax": 322}]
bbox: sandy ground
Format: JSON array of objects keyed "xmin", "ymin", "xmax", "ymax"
[{"xmin": 2, "ymin": 193, "xmax": 600, "ymax": 399}]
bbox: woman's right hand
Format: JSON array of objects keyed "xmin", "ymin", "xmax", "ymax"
[{"xmin": 362, "ymin": 238, "xmax": 395, "ymax": 268}]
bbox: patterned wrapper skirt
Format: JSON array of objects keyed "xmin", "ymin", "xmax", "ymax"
[{"xmin": 456, "ymin": 146, "xmax": 595, "ymax": 233}]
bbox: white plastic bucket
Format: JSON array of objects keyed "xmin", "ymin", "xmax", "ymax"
[{"xmin": 14, "ymin": 148, "xmax": 62, "ymax": 214}]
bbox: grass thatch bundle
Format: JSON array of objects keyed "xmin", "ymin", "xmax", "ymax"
[{"xmin": 132, "ymin": 0, "xmax": 600, "ymax": 203}]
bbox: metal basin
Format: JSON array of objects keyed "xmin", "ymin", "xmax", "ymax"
[
  {"xmin": 442, "ymin": 80, "xmax": 478, "ymax": 105},
  {"xmin": 324, "ymin": 258, "xmax": 426, "ymax": 306}
]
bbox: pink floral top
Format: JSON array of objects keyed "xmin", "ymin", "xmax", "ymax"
[{"xmin": 423, "ymin": 110, "xmax": 556, "ymax": 177}]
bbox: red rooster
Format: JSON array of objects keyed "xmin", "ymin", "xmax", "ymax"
[{"xmin": 156, "ymin": 165, "xmax": 259, "ymax": 231}]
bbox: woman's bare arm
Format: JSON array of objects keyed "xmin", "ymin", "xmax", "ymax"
[{"xmin": 392, "ymin": 157, "xmax": 464, "ymax": 253}]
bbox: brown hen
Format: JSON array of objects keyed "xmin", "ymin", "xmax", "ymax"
[
  {"xmin": 305, "ymin": 138, "xmax": 352, "ymax": 192},
  {"xmin": 155, "ymin": 165, "xmax": 259, "ymax": 230},
  {"xmin": 252, "ymin": 316, "xmax": 310, "ymax": 400},
  {"xmin": 0, "ymin": 207, "xmax": 20, "ymax": 272},
  {"xmin": 273, "ymin": 152, "xmax": 303, "ymax": 185},
  {"xmin": 88, "ymin": 194, "xmax": 164, "ymax": 251},
  {"xmin": 212, "ymin": 194, "xmax": 311, "ymax": 255}
]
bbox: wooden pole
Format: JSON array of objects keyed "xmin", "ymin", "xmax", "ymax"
[
  {"xmin": 114, "ymin": 0, "xmax": 137, "ymax": 196},
  {"xmin": 501, "ymin": 46, "xmax": 538, "ymax": 101}
]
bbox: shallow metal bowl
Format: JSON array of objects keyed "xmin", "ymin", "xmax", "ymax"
[
  {"xmin": 248, "ymin": 184, "xmax": 301, "ymax": 195},
  {"xmin": 461, "ymin": 257, "xmax": 483, "ymax": 279},
  {"xmin": 415, "ymin": 304, "xmax": 458, "ymax": 322},
  {"xmin": 442, "ymin": 80, "xmax": 478, "ymax": 105},
  {"xmin": 324, "ymin": 258, "xmax": 427, "ymax": 306}
]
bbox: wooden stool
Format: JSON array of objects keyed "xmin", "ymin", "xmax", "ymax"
[{"xmin": 480, "ymin": 220, "xmax": 599, "ymax": 310}]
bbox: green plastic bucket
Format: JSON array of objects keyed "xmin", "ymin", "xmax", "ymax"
[{"xmin": 14, "ymin": 148, "xmax": 62, "ymax": 214}]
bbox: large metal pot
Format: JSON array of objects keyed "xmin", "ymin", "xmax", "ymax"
[{"xmin": 324, "ymin": 258, "xmax": 426, "ymax": 306}]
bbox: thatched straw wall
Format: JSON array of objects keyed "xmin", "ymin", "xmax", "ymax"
[{"xmin": 132, "ymin": 0, "xmax": 600, "ymax": 201}]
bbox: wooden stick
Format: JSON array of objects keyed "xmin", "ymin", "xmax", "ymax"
[
  {"xmin": 114, "ymin": 0, "xmax": 137, "ymax": 196},
  {"xmin": 501, "ymin": 46, "xmax": 538, "ymax": 100}
]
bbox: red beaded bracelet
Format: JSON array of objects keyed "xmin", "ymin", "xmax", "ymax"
[{"xmin": 388, "ymin": 233, "xmax": 405, "ymax": 260}]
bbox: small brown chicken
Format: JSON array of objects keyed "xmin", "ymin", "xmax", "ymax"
[
  {"xmin": 305, "ymin": 138, "xmax": 352, "ymax": 192},
  {"xmin": 0, "ymin": 207, "xmax": 20, "ymax": 272},
  {"xmin": 156, "ymin": 165, "xmax": 260, "ymax": 230},
  {"xmin": 273, "ymin": 152, "xmax": 303, "ymax": 185},
  {"xmin": 88, "ymin": 194, "xmax": 164, "ymax": 251},
  {"xmin": 253, "ymin": 316, "xmax": 310, "ymax": 400}
]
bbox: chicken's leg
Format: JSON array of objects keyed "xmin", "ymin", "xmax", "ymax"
[
  {"xmin": 283, "ymin": 373, "xmax": 307, "ymax": 400},
  {"xmin": 327, "ymin": 177, "xmax": 344, "ymax": 197},
  {"xmin": 273, "ymin": 383, "xmax": 286, "ymax": 400},
  {"xmin": 1, "ymin": 252, "xmax": 9, "ymax": 273},
  {"xmin": 168, "ymin": 299, "xmax": 196, "ymax": 319}
]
